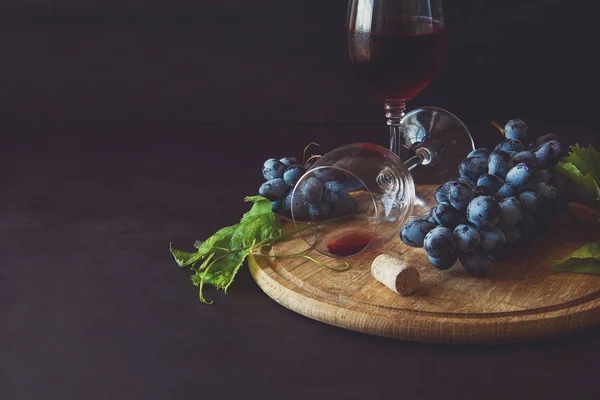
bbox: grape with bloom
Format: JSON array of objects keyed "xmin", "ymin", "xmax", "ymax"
[
  {"xmin": 399, "ymin": 119, "xmax": 569, "ymax": 276},
  {"xmin": 257, "ymin": 156, "xmax": 359, "ymax": 223}
]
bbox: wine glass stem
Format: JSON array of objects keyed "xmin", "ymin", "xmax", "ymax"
[
  {"xmin": 385, "ymin": 99, "xmax": 407, "ymax": 157},
  {"xmin": 404, "ymin": 155, "xmax": 423, "ymax": 171}
]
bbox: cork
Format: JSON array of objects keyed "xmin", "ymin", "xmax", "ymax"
[{"xmin": 371, "ymin": 254, "xmax": 420, "ymax": 296}]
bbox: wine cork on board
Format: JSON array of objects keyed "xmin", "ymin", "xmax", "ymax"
[{"xmin": 371, "ymin": 254, "xmax": 420, "ymax": 296}]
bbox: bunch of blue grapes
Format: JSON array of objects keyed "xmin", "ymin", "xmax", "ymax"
[
  {"xmin": 258, "ymin": 157, "xmax": 357, "ymax": 222},
  {"xmin": 400, "ymin": 119, "xmax": 570, "ymax": 276}
]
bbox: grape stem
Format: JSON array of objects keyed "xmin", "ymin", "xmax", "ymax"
[
  {"xmin": 304, "ymin": 154, "xmax": 322, "ymax": 167},
  {"xmin": 491, "ymin": 120, "xmax": 506, "ymax": 136},
  {"xmin": 254, "ymin": 246, "xmax": 350, "ymax": 272},
  {"xmin": 303, "ymin": 142, "xmax": 320, "ymax": 165}
]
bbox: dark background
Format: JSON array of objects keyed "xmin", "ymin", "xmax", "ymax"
[
  {"xmin": 2, "ymin": 1, "xmax": 600, "ymax": 399},
  {"xmin": 0, "ymin": 0, "xmax": 598, "ymax": 125}
]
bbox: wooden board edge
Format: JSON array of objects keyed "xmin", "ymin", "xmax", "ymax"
[{"xmin": 248, "ymin": 255, "xmax": 600, "ymax": 344}]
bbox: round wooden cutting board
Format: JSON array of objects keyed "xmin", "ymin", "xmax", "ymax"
[{"xmin": 248, "ymin": 204, "xmax": 600, "ymax": 344}]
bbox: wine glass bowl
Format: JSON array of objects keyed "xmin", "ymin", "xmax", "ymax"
[
  {"xmin": 347, "ymin": 0, "xmax": 447, "ymax": 102},
  {"xmin": 291, "ymin": 143, "xmax": 415, "ymax": 258}
]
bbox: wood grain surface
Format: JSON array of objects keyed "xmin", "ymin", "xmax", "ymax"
[{"xmin": 249, "ymin": 203, "xmax": 600, "ymax": 344}]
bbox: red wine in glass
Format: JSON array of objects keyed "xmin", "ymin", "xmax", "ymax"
[
  {"xmin": 327, "ymin": 231, "xmax": 374, "ymax": 257},
  {"xmin": 348, "ymin": 16, "xmax": 447, "ymax": 101}
]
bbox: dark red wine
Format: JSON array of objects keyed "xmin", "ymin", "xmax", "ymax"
[
  {"xmin": 327, "ymin": 231, "xmax": 373, "ymax": 257},
  {"xmin": 348, "ymin": 16, "xmax": 447, "ymax": 100}
]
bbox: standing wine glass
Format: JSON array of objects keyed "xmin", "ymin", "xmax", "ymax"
[
  {"xmin": 347, "ymin": 0, "xmax": 446, "ymax": 112},
  {"xmin": 347, "ymin": 0, "xmax": 474, "ymax": 217}
]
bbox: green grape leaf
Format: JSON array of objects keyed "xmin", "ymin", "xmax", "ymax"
[
  {"xmin": 549, "ymin": 242, "xmax": 600, "ymax": 275},
  {"xmin": 169, "ymin": 196, "xmax": 283, "ymax": 303},
  {"xmin": 231, "ymin": 196, "xmax": 282, "ymax": 249},
  {"xmin": 562, "ymin": 144, "xmax": 600, "ymax": 182},
  {"xmin": 202, "ymin": 249, "xmax": 252, "ymax": 292},
  {"xmin": 169, "ymin": 243, "xmax": 205, "ymax": 268},
  {"xmin": 196, "ymin": 225, "xmax": 239, "ymax": 254},
  {"xmin": 555, "ymin": 144, "xmax": 600, "ymax": 201}
]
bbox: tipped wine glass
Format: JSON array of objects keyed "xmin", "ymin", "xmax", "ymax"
[
  {"xmin": 289, "ymin": 135, "xmax": 473, "ymax": 259},
  {"xmin": 291, "ymin": 143, "xmax": 415, "ymax": 258},
  {"xmin": 346, "ymin": 0, "xmax": 475, "ymax": 218}
]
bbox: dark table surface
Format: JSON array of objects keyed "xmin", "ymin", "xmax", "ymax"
[{"xmin": 2, "ymin": 1, "xmax": 600, "ymax": 399}]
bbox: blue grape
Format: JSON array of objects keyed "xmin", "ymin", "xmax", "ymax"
[
  {"xmin": 285, "ymin": 191, "xmax": 309, "ymax": 219},
  {"xmin": 453, "ymin": 224, "xmax": 481, "ymax": 252},
  {"xmin": 505, "ymin": 162, "xmax": 537, "ymax": 191},
  {"xmin": 279, "ymin": 157, "xmax": 297, "ymax": 168},
  {"xmin": 312, "ymin": 168, "xmax": 346, "ymax": 183},
  {"xmin": 504, "ymin": 119, "xmax": 528, "ymax": 142},
  {"xmin": 332, "ymin": 193, "xmax": 358, "ymax": 216},
  {"xmin": 467, "ymin": 148, "xmax": 491, "ymax": 160},
  {"xmin": 517, "ymin": 214, "xmax": 537, "ymax": 240},
  {"xmin": 271, "ymin": 200, "xmax": 282, "ymax": 213},
  {"xmin": 539, "ymin": 138, "xmax": 562, "ymax": 153},
  {"xmin": 283, "ymin": 165, "xmax": 306, "ymax": 188},
  {"xmin": 426, "ymin": 207, "xmax": 439, "ymax": 225},
  {"xmin": 258, "ymin": 178, "xmax": 287, "ymax": 200},
  {"xmin": 428, "ymin": 254, "xmax": 458, "ymax": 270},
  {"xmin": 426, "ymin": 214, "xmax": 439, "ymax": 225},
  {"xmin": 400, "ymin": 219, "xmax": 436, "ymax": 248},
  {"xmin": 459, "ymin": 156, "xmax": 488, "ymax": 182},
  {"xmin": 512, "ymin": 151, "xmax": 538, "ymax": 167},
  {"xmin": 423, "ymin": 226, "xmax": 457, "ymax": 259},
  {"xmin": 519, "ymin": 191, "xmax": 544, "ymax": 216},
  {"xmin": 281, "ymin": 192, "xmax": 293, "ymax": 215},
  {"xmin": 474, "ymin": 185, "xmax": 496, "ymax": 197},
  {"xmin": 495, "ymin": 139, "xmax": 525, "ymax": 153},
  {"xmin": 466, "ymin": 196, "xmax": 502, "ymax": 229},
  {"xmin": 499, "ymin": 196, "xmax": 523, "ymax": 227},
  {"xmin": 300, "ymin": 177, "xmax": 324, "ymax": 203},
  {"xmin": 496, "ymin": 183, "xmax": 519, "ymax": 199},
  {"xmin": 477, "ymin": 174, "xmax": 504, "ymax": 193},
  {"xmin": 534, "ymin": 182, "xmax": 560, "ymax": 200},
  {"xmin": 307, "ymin": 202, "xmax": 332, "ymax": 222},
  {"xmin": 488, "ymin": 150, "xmax": 514, "ymax": 179},
  {"xmin": 535, "ymin": 140, "xmax": 562, "ymax": 169},
  {"xmin": 535, "ymin": 133, "xmax": 559, "ymax": 148},
  {"xmin": 446, "ymin": 180, "xmax": 474, "ymax": 212},
  {"xmin": 341, "ymin": 178, "xmax": 365, "ymax": 193},
  {"xmin": 432, "ymin": 202, "xmax": 462, "ymax": 228},
  {"xmin": 323, "ymin": 181, "xmax": 347, "ymax": 203},
  {"xmin": 479, "ymin": 226, "xmax": 506, "ymax": 252},
  {"xmin": 459, "ymin": 251, "xmax": 489, "ymax": 277},
  {"xmin": 503, "ymin": 225, "xmax": 522, "ymax": 246},
  {"xmin": 304, "ymin": 160, "xmax": 315, "ymax": 169},
  {"xmin": 262, "ymin": 158, "xmax": 286, "ymax": 180},
  {"xmin": 537, "ymin": 169, "xmax": 553, "ymax": 183},
  {"xmin": 454, "ymin": 177, "xmax": 476, "ymax": 189},
  {"xmin": 434, "ymin": 184, "xmax": 450, "ymax": 204}
]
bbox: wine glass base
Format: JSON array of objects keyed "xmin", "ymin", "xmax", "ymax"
[{"xmin": 393, "ymin": 106, "xmax": 475, "ymax": 220}]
